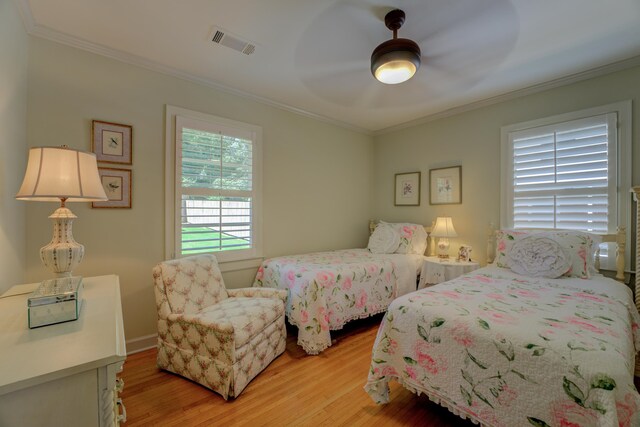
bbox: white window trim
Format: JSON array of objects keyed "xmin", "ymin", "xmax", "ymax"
[
  {"xmin": 500, "ymin": 101, "xmax": 632, "ymax": 268},
  {"xmin": 164, "ymin": 105, "xmax": 263, "ymax": 270}
]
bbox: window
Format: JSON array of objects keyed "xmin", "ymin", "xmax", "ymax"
[
  {"xmin": 165, "ymin": 106, "xmax": 262, "ymax": 265},
  {"xmin": 501, "ymin": 102, "xmax": 631, "ymax": 267}
]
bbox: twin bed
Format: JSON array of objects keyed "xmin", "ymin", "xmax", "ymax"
[
  {"xmin": 251, "ymin": 221, "xmax": 640, "ymax": 426},
  {"xmin": 365, "ymin": 228, "xmax": 640, "ymax": 426},
  {"xmin": 253, "ymin": 221, "xmax": 427, "ymax": 354}
]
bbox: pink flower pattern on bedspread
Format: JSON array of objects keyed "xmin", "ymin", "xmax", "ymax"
[
  {"xmin": 253, "ymin": 249, "xmax": 398, "ymax": 354},
  {"xmin": 365, "ymin": 271, "xmax": 640, "ymax": 427}
]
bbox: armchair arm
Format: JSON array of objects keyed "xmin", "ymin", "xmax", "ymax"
[
  {"xmin": 227, "ymin": 287, "xmax": 288, "ymax": 304},
  {"xmin": 159, "ymin": 312, "xmax": 235, "ymax": 366},
  {"xmin": 163, "ymin": 312, "xmax": 234, "ymax": 334}
]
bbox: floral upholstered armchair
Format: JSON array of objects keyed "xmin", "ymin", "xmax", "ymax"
[{"xmin": 153, "ymin": 254, "xmax": 287, "ymax": 400}]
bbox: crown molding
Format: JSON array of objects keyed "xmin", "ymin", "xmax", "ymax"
[
  {"xmin": 374, "ymin": 55, "xmax": 640, "ymax": 136},
  {"xmin": 15, "ymin": 0, "xmax": 640, "ymax": 138},
  {"xmin": 16, "ymin": 0, "xmax": 372, "ymax": 136}
]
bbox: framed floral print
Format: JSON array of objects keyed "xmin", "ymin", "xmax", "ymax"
[
  {"xmin": 430, "ymin": 166, "xmax": 462, "ymax": 205},
  {"xmin": 92, "ymin": 167, "xmax": 132, "ymax": 209},
  {"xmin": 92, "ymin": 120, "xmax": 132, "ymax": 164},
  {"xmin": 394, "ymin": 172, "xmax": 421, "ymax": 206}
]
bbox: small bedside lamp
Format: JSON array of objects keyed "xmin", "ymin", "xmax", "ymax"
[
  {"xmin": 16, "ymin": 146, "xmax": 108, "ymax": 277},
  {"xmin": 432, "ymin": 217, "xmax": 458, "ymax": 259}
]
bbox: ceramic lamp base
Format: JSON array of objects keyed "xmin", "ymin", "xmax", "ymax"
[
  {"xmin": 40, "ymin": 206, "xmax": 84, "ymax": 277},
  {"xmin": 437, "ymin": 237, "xmax": 450, "ymax": 259}
]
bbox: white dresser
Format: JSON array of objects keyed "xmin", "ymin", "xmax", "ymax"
[{"xmin": 0, "ymin": 275, "xmax": 127, "ymax": 427}]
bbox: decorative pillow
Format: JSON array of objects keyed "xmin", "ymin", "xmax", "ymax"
[
  {"xmin": 536, "ymin": 231, "xmax": 597, "ymax": 279},
  {"xmin": 496, "ymin": 229, "xmax": 597, "ymax": 279},
  {"xmin": 494, "ymin": 229, "xmax": 530, "ymax": 268},
  {"xmin": 380, "ymin": 221, "xmax": 427, "ymax": 254},
  {"xmin": 508, "ymin": 237, "xmax": 571, "ymax": 278},
  {"xmin": 367, "ymin": 222, "xmax": 401, "ymax": 254},
  {"xmin": 407, "ymin": 225, "xmax": 428, "ymax": 255}
]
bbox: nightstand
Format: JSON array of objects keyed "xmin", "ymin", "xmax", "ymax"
[{"xmin": 418, "ymin": 256, "xmax": 480, "ymax": 289}]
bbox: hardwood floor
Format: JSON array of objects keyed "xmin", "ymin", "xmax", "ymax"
[{"xmin": 121, "ymin": 315, "xmax": 474, "ymax": 426}]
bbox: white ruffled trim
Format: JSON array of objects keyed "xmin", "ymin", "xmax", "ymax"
[
  {"xmin": 288, "ymin": 307, "xmax": 388, "ymax": 355},
  {"xmin": 364, "ymin": 376, "xmax": 493, "ymax": 427}
]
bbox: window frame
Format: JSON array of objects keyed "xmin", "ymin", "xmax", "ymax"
[
  {"xmin": 165, "ymin": 105, "xmax": 263, "ymax": 270},
  {"xmin": 500, "ymin": 101, "xmax": 632, "ymax": 268}
]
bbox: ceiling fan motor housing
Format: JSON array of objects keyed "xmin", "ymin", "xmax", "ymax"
[{"xmin": 385, "ymin": 9, "xmax": 406, "ymax": 32}]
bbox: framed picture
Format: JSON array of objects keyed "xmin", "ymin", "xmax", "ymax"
[
  {"xmin": 394, "ymin": 172, "xmax": 421, "ymax": 206},
  {"xmin": 92, "ymin": 168, "xmax": 132, "ymax": 209},
  {"xmin": 92, "ymin": 120, "xmax": 132, "ymax": 164},
  {"xmin": 430, "ymin": 166, "xmax": 462, "ymax": 205}
]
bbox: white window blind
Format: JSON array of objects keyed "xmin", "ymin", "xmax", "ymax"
[
  {"xmin": 501, "ymin": 102, "xmax": 632, "ymax": 271},
  {"xmin": 507, "ymin": 113, "xmax": 617, "ymax": 233},
  {"xmin": 175, "ymin": 115, "xmax": 260, "ymax": 260}
]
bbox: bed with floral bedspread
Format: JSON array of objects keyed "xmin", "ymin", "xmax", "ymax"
[
  {"xmin": 365, "ymin": 266, "xmax": 640, "ymax": 427},
  {"xmin": 253, "ymin": 249, "xmax": 422, "ymax": 355}
]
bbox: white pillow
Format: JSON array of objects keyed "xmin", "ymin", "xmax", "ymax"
[
  {"xmin": 496, "ymin": 229, "xmax": 598, "ymax": 279},
  {"xmin": 380, "ymin": 221, "xmax": 427, "ymax": 255},
  {"xmin": 508, "ymin": 237, "xmax": 571, "ymax": 278},
  {"xmin": 408, "ymin": 225, "xmax": 428, "ymax": 255},
  {"xmin": 536, "ymin": 231, "xmax": 597, "ymax": 279},
  {"xmin": 367, "ymin": 223, "xmax": 401, "ymax": 254}
]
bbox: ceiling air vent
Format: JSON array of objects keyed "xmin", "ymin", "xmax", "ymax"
[{"xmin": 211, "ymin": 27, "xmax": 256, "ymax": 56}]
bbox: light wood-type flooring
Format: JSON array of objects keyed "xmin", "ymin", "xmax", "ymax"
[{"xmin": 120, "ymin": 314, "xmax": 475, "ymax": 426}]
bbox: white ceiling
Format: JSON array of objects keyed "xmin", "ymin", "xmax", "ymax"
[{"xmin": 21, "ymin": 0, "xmax": 640, "ymax": 132}]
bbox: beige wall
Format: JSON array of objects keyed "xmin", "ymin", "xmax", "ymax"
[
  {"xmin": 21, "ymin": 33, "xmax": 640, "ymax": 343},
  {"xmin": 0, "ymin": 0, "xmax": 28, "ymax": 293},
  {"xmin": 25, "ymin": 37, "xmax": 373, "ymax": 340},
  {"xmin": 373, "ymin": 66, "xmax": 640, "ymax": 267}
]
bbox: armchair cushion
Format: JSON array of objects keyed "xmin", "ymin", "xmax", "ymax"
[
  {"xmin": 196, "ymin": 297, "xmax": 285, "ymax": 349},
  {"xmin": 227, "ymin": 287, "xmax": 287, "ymax": 304}
]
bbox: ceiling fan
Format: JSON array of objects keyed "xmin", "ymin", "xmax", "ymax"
[
  {"xmin": 370, "ymin": 9, "xmax": 421, "ymax": 84},
  {"xmin": 294, "ymin": 0, "xmax": 518, "ymax": 108}
]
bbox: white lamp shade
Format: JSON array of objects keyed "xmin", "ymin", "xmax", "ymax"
[
  {"xmin": 16, "ymin": 147, "xmax": 108, "ymax": 202},
  {"xmin": 431, "ymin": 217, "xmax": 458, "ymax": 238}
]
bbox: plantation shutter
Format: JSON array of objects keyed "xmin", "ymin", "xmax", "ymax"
[
  {"xmin": 176, "ymin": 116, "xmax": 255, "ymax": 256},
  {"xmin": 508, "ymin": 113, "xmax": 617, "ymax": 233}
]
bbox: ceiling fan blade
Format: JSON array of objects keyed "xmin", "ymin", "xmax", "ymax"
[{"xmin": 301, "ymin": 60, "xmax": 368, "ymax": 80}]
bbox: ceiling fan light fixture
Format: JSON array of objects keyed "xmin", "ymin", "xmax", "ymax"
[
  {"xmin": 371, "ymin": 9, "xmax": 421, "ymax": 85},
  {"xmin": 371, "ymin": 40, "xmax": 421, "ymax": 84}
]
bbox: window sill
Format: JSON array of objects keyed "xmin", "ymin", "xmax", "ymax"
[{"xmin": 218, "ymin": 257, "xmax": 264, "ymax": 273}]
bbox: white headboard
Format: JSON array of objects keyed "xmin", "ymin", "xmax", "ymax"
[{"xmin": 486, "ymin": 224, "xmax": 626, "ymax": 282}]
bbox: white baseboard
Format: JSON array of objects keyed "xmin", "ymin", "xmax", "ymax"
[{"xmin": 126, "ymin": 333, "xmax": 157, "ymax": 355}]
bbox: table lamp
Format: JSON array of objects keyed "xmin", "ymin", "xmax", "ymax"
[
  {"xmin": 16, "ymin": 146, "xmax": 108, "ymax": 277},
  {"xmin": 431, "ymin": 216, "xmax": 458, "ymax": 259}
]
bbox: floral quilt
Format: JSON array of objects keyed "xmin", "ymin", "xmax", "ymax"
[
  {"xmin": 253, "ymin": 249, "xmax": 411, "ymax": 354},
  {"xmin": 365, "ymin": 266, "xmax": 640, "ymax": 427}
]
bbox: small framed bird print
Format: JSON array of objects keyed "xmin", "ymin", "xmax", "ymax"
[
  {"xmin": 92, "ymin": 120, "xmax": 132, "ymax": 164},
  {"xmin": 92, "ymin": 168, "xmax": 132, "ymax": 209}
]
